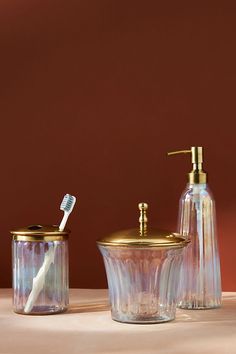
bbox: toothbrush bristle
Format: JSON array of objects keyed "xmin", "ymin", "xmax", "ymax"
[{"xmin": 60, "ymin": 194, "xmax": 76, "ymax": 213}]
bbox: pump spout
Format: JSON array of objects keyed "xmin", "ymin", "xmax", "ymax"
[{"xmin": 167, "ymin": 150, "xmax": 192, "ymax": 156}]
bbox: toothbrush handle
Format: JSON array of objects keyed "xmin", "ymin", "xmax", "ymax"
[
  {"xmin": 59, "ymin": 212, "xmax": 69, "ymax": 231},
  {"xmin": 24, "ymin": 245, "xmax": 56, "ymax": 313}
]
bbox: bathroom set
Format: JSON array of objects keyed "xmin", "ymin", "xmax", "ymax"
[{"xmin": 11, "ymin": 146, "xmax": 221, "ymax": 323}]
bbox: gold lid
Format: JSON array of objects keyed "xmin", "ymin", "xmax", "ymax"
[
  {"xmin": 168, "ymin": 146, "xmax": 207, "ymax": 184},
  {"xmin": 97, "ymin": 203, "xmax": 189, "ymax": 248},
  {"xmin": 11, "ymin": 225, "xmax": 70, "ymax": 242}
]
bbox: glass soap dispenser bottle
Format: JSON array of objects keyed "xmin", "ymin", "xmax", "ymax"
[{"xmin": 168, "ymin": 147, "xmax": 221, "ymax": 309}]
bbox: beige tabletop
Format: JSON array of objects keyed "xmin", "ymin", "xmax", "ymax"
[{"xmin": 0, "ymin": 289, "xmax": 236, "ymax": 354}]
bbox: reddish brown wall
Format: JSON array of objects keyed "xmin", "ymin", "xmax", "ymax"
[{"xmin": 1, "ymin": 1, "xmax": 236, "ymax": 290}]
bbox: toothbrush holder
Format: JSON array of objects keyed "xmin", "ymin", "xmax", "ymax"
[{"xmin": 11, "ymin": 225, "xmax": 69, "ymax": 315}]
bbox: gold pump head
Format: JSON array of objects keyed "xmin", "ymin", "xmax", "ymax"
[{"xmin": 167, "ymin": 147, "xmax": 207, "ymax": 184}]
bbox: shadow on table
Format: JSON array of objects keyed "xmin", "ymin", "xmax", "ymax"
[
  {"xmin": 176, "ymin": 295, "xmax": 236, "ymax": 323},
  {"xmin": 66, "ymin": 300, "xmax": 110, "ymax": 314},
  {"xmin": 65, "ymin": 293, "xmax": 236, "ymax": 319}
]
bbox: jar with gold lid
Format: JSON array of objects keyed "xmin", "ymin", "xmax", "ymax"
[
  {"xmin": 97, "ymin": 203, "xmax": 189, "ymax": 324},
  {"xmin": 11, "ymin": 225, "xmax": 69, "ymax": 315}
]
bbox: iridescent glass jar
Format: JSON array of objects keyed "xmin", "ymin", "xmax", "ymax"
[
  {"xmin": 11, "ymin": 225, "xmax": 69, "ymax": 315},
  {"xmin": 97, "ymin": 203, "xmax": 189, "ymax": 324}
]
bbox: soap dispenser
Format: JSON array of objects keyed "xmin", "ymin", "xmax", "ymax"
[{"xmin": 168, "ymin": 147, "xmax": 221, "ymax": 309}]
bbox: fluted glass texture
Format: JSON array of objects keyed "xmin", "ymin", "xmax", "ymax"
[
  {"xmin": 178, "ymin": 184, "xmax": 221, "ymax": 309},
  {"xmin": 13, "ymin": 240, "xmax": 69, "ymax": 314},
  {"xmin": 99, "ymin": 245, "xmax": 183, "ymax": 323}
]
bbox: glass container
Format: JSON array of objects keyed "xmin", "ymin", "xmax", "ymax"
[
  {"xmin": 178, "ymin": 183, "xmax": 221, "ymax": 309},
  {"xmin": 11, "ymin": 225, "xmax": 69, "ymax": 315},
  {"xmin": 97, "ymin": 203, "xmax": 189, "ymax": 324},
  {"xmin": 168, "ymin": 146, "xmax": 221, "ymax": 309}
]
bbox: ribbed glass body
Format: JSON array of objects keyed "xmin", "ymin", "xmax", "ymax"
[
  {"xmin": 178, "ymin": 183, "xmax": 221, "ymax": 309},
  {"xmin": 98, "ymin": 245, "xmax": 183, "ymax": 323},
  {"xmin": 12, "ymin": 240, "xmax": 69, "ymax": 314}
]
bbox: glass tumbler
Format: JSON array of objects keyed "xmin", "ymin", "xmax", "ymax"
[
  {"xmin": 97, "ymin": 203, "xmax": 189, "ymax": 324},
  {"xmin": 11, "ymin": 225, "xmax": 69, "ymax": 315}
]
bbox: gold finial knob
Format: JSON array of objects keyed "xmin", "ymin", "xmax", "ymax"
[{"xmin": 139, "ymin": 202, "xmax": 148, "ymax": 236}]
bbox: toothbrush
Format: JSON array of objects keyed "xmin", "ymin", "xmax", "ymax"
[
  {"xmin": 24, "ymin": 194, "xmax": 76, "ymax": 314},
  {"xmin": 59, "ymin": 194, "xmax": 76, "ymax": 231}
]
